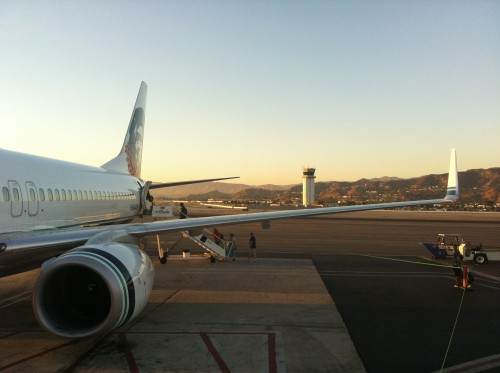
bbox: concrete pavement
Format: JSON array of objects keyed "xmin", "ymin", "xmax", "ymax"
[{"xmin": 0, "ymin": 258, "xmax": 365, "ymax": 372}]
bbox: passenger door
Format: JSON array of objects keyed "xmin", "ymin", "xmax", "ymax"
[{"xmin": 8, "ymin": 180, "xmax": 23, "ymax": 217}]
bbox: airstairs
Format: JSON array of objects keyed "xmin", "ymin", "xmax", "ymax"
[
  {"xmin": 181, "ymin": 229, "xmax": 234, "ymax": 262},
  {"xmin": 155, "ymin": 228, "xmax": 235, "ymax": 264}
]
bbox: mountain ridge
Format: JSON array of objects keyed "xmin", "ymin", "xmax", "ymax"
[{"xmin": 152, "ymin": 167, "xmax": 499, "ymax": 204}]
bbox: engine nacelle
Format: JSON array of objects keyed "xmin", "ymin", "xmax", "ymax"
[{"xmin": 33, "ymin": 242, "xmax": 154, "ymax": 338}]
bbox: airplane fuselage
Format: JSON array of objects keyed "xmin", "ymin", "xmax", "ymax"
[{"xmin": 0, "ymin": 148, "xmax": 144, "ymax": 234}]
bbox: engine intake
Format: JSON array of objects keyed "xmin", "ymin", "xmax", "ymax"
[{"xmin": 33, "ymin": 242, "xmax": 154, "ymax": 338}]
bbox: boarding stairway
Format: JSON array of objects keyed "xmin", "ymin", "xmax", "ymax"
[{"xmin": 181, "ymin": 229, "xmax": 234, "ymax": 262}]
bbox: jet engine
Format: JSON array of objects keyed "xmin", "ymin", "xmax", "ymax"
[{"xmin": 33, "ymin": 241, "xmax": 154, "ymax": 338}]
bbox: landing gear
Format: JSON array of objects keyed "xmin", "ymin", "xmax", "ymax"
[
  {"xmin": 209, "ymin": 256, "xmax": 216, "ymax": 263},
  {"xmin": 157, "ymin": 234, "xmax": 168, "ymax": 264}
]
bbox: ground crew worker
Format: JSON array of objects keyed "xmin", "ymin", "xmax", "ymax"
[{"xmin": 452, "ymin": 245, "xmax": 464, "ymax": 288}]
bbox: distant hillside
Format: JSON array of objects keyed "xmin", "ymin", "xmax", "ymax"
[
  {"xmin": 153, "ymin": 181, "xmax": 296, "ymax": 199},
  {"xmin": 312, "ymin": 168, "xmax": 499, "ymax": 204},
  {"xmin": 152, "ymin": 168, "xmax": 499, "ymax": 204},
  {"xmin": 186, "ymin": 190, "xmax": 233, "ymax": 201},
  {"xmin": 153, "ymin": 182, "xmax": 247, "ymax": 199}
]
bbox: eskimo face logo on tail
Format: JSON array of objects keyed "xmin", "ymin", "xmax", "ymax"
[{"xmin": 124, "ymin": 108, "xmax": 145, "ymax": 177}]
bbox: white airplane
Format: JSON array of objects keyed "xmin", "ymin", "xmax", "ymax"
[{"xmin": 0, "ymin": 82, "xmax": 459, "ymax": 339}]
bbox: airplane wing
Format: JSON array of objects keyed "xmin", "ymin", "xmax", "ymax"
[
  {"xmin": 149, "ymin": 176, "xmax": 239, "ymax": 189},
  {"xmin": 2, "ymin": 149, "xmax": 459, "ymax": 264},
  {"xmin": 2, "ymin": 149, "xmax": 459, "ymax": 339},
  {"xmin": 133, "ymin": 148, "xmax": 460, "ymax": 236}
]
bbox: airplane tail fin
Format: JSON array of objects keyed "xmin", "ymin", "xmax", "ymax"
[
  {"xmin": 445, "ymin": 148, "xmax": 459, "ymax": 201},
  {"xmin": 102, "ymin": 81, "xmax": 148, "ymax": 177}
]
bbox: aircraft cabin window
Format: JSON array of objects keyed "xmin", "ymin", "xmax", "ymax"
[
  {"xmin": 48, "ymin": 189, "xmax": 53, "ymax": 201},
  {"xmin": 39, "ymin": 188, "xmax": 45, "ymax": 201},
  {"xmin": 98, "ymin": 191, "xmax": 102, "ymax": 200},
  {"xmin": 61, "ymin": 189, "xmax": 67, "ymax": 201},
  {"xmin": 78, "ymin": 190, "xmax": 83, "ymax": 200},
  {"xmin": 29, "ymin": 188, "xmax": 36, "ymax": 201},
  {"xmin": 13, "ymin": 188, "xmax": 20, "ymax": 201},
  {"xmin": 2, "ymin": 187, "xmax": 10, "ymax": 202},
  {"xmin": 55, "ymin": 189, "xmax": 60, "ymax": 201},
  {"xmin": 72, "ymin": 190, "xmax": 77, "ymax": 200}
]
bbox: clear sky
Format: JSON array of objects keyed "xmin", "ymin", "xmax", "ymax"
[{"xmin": 1, "ymin": 1, "xmax": 499, "ymax": 185}]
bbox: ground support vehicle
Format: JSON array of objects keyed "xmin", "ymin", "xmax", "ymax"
[
  {"xmin": 421, "ymin": 234, "xmax": 467, "ymax": 259},
  {"xmin": 463, "ymin": 246, "xmax": 500, "ymax": 264},
  {"xmin": 421, "ymin": 233, "xmax": 500, "ymax": 264}
]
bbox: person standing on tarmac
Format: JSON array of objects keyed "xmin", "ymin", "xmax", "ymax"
[
  {"xmin": 228, "ymin": 234, "xmax": 237, "ymax": 261},
  {"xmin": 179, "ymin": 203, "xmax": 188, "ymax": 219},
  {"xmin": 248, "ymin": 232, "xmax": 257, "ymax": 260}
]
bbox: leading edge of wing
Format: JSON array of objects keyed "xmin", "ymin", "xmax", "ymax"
[
  {"xmin": 127, "ymin": 197, "xmax": 451, "ymax": 237},
  {"xmin": 149, "ymin": 176, "xmax": 239, "ymax": 190},
  {"xmin": 129, "ymin": 149, "xmax": 459, "ymax": 237}
]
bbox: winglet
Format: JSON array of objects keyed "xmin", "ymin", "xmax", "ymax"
[
  {"xmin": 445, "ymin": 148, "xmax": 459, "ymax": 201},
  {"xmin": 102, "ymin": 82, "xmax": 147, "ymax": 177}
]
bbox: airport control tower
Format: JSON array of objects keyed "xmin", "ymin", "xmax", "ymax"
[{"xmin": 302, "ymin": 167, "xmax": 316, "ymax": 206}]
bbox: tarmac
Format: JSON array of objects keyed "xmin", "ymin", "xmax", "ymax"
[
  {"xmin": 0, "ymin": 256, "xmax": 365, "ymax": 372},
  {"xmin": 1, "ymin": 210, "xmax": 499, "ymax": 372}
]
